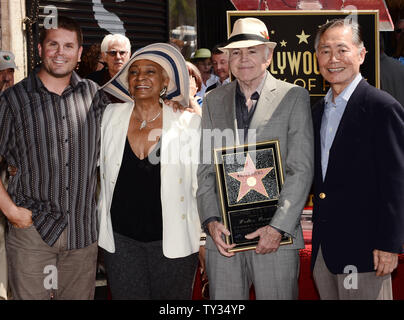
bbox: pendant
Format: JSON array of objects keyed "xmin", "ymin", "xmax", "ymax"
[{"xmin": 140, "ymin": 120, "xmax": 147, "ymax": 130}]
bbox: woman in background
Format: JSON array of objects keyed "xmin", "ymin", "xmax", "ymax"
[
  {"xmin": 77, "ymin": 43, "xmax": 104, "ymax": 78},
  {"xmin": 186, "ymin": 61, "xmax": 203, "ymax": 114}
]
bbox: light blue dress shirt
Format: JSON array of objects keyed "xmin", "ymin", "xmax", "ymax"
[{"xmin": 320, "ymin": 73, "xmax": 363, "ymax": 180}]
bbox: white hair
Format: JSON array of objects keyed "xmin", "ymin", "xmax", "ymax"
[
  {"xmin": 101, "ymin": 34, "xmax": 131, "ymax": 53},
  {"xmin": 264, "ymin": 45, "xmax": 272, "ymax": 59}
]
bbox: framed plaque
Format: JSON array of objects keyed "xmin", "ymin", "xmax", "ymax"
[{"xmin": 214, "ymin": 140, "xmax": 292, "ymax": 252}]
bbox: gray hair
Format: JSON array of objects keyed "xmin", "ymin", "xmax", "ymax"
[
  {"xmin": 101, "ymin": 34, "xmax": 131, "ymax": 53},
  {"xmin": 264, "ymin": 45, "xmax": 273, "ymax": 60},
  {"xmin": 314, "ymin": 18, "xmax": 364, "ymax": 52}
]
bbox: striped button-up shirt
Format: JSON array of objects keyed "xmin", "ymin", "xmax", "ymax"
[{"xmin": 0, "ymin": 70, "xmax": 108, "ymax": 249}]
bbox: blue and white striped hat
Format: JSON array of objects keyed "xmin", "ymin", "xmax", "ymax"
[{"xmin": 103, "ymin": 43, "xmax": 189, "ymax": 107}]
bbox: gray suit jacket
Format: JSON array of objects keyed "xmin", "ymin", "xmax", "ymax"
[{"xmin": 197, "ymin": 71, "xmax": 314, "ymax": 250}]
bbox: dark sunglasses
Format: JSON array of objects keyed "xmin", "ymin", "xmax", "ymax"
[{"xmin": 106, "ymin": 50, "xmax": 128, "ymax": 57}]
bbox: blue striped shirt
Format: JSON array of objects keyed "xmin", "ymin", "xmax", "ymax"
[{"xmin": 320, "ymin": 73, "xmax": 362, "ymax": 180}]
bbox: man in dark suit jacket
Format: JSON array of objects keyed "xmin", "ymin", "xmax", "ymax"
[{"xmin": 311, "ymin": 19, "xmax": 404, "ymax": 300}]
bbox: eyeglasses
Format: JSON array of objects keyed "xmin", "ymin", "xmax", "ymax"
[{"xmin": 106, "ymin": 50, "xmax": 128, "ymax": 57}]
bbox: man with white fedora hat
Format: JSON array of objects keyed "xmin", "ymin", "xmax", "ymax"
[
  {"xmin": 197, "ymin": 17, "xmax": 314, "ymax": 299},
  {"xmin": 0, "ymin": 51, "xmax": 17, "ymax": 93}
]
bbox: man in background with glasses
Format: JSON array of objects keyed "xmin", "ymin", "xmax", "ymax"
[{"xmin": 88, "ymin": 33, "xmax": 131, "ymax": 87}]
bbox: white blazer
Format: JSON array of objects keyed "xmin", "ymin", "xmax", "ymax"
[{"xmin": 98, "ymin": 102, "xmax": 202, "ymax": 258}]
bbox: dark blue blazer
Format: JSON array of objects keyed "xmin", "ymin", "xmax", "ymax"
[{"xmin": 311, "ymin": 79, "xmax": 404, "ymax": 274}]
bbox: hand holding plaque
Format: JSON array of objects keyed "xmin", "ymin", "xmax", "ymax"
[
  {"xmin": 207, "ymin": 220, "xmax": 236, "ymax": 257},
  {"xmin": 214, "ymin": 140, "xmax": 292, "ymax": 252},
  {"xmin": 245, "ymin": 225, "xmax": 283, "ymax": 254}
]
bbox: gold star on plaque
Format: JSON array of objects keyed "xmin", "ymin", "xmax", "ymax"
[
  {"xmin": 271, "ymin": 30, "xmax": 275, "ymax": 35},
  {"xmin": 280, "ymin": 40, "xmax": 287, "ymax": 47},
  {"xmin": 296, "ymin": 30, "xmax": 311, "ymax": 44}
]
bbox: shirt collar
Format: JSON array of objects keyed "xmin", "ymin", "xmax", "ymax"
[
  {"xmin": 70, "ymin": 71, "xmax": 84, "ymax": 88},
  {"xmin": 255, "ymin": 72, "xmax": 267, "ymax": 97},
  {"xmin": 324, "ymin": 73, "xmax": 362, "ymax": 106},
  {"xmin": 236, "ymin": 71, "xmax": 267, "ymax": 100},
  {"xmin": 221, "ymin": 77, "xmax": 230, "ymax": 85},
  {"xmin": 27, "ymin": 68, "xmax": 85, "ymax": 94}
]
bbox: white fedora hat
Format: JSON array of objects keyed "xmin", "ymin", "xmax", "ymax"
[
  {"xmin": 220, "ymin": 17, "xmax": 277, "ymax": 50},
  {"xmin": 103, "ymin": 43, "xmax": 189, "ymax": 107}
]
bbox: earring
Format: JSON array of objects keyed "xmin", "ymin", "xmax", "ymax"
[
  {"xmin": 159, "ymin": 87, "xmax": 167, "ymax": 104},
  {"xmin": 159, "ymin": 87, "xmax": 167, "ymax": 97}
]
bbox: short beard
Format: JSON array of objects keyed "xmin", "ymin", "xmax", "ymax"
[{"xmin": 41, "ymin": 64, "xmax": 74, "ymax": 79}]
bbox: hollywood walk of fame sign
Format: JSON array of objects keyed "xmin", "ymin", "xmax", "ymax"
[
  {"xmin": 227, "ymin": 10, "xmax": 379, "ymax": 105},
  {"xmin": 214, "ymin": 140, "xmax": 292, "ymax": 252}
]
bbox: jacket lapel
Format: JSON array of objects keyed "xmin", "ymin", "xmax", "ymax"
[
  {"xmin": 217, "ymin": 81, "xmax": 238, "ymax": 142},
  {"xmin": 324, "ymin": 80, "xmax": 367, "ymax": 181},
  {"xmin": 249, "ymin": 72, "xmax": 277, "ymax": 131},
  {"xmin": 110, "ymin": 102, "xmax": 134, "ymax": 149},
  {"xmin": 312, "ymin": 99, "xmax": 325, "ymax": 184}
]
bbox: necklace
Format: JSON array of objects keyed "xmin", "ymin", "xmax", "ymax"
[{"xmin": 134, "ymin": 109, "xmax": 162, "ymax": 130}]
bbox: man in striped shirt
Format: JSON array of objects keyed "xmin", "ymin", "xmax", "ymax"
[{"xmin": 0, "ymin": 17, "xmax": 108, "ymax": 299}]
